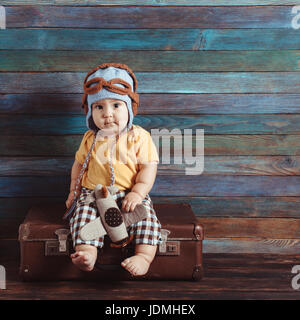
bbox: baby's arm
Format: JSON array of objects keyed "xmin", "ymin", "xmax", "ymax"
[
  {"xmin": 122, "ymin": 162, "xmax": 157, "ymax": 212},
  {"xmin": 65, "ymin": 159, "xmax": 83, "ymax": 208}
]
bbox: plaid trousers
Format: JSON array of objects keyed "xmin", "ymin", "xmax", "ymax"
[{"xmin": 69, "ymin": 187, "xmax": 162, "ymax": 248}]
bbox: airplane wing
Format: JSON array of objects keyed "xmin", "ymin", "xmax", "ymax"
[
  {"xmin": 79, "ymin": 217, "xmax": 107, "ymax": 241},
  {"xmin": 122, "ymin": 204, "xmax": 149, "ymax": 227}
]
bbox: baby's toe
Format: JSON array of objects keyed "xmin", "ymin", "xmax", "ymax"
[
  {"xmin": 131, "ymin": 266, "xmax": 139, "ymax": 276},
  {"xmin": 121, "ymin": 259, "xmax": 134, "ymax": 272},
  {"xmin": 127, "ymin": 263, "xmax": 138, "ymax": 275},
  {"xmin": 83, "ymin": 255, "xmax": 90, "ymax": 262},
  {"xmin": 121, "ymin": 258, "xmax": 131, "ymax": 267},
  {"xmin": 71, "ymin": 251, "xmax": 80, "ymax": 258}
]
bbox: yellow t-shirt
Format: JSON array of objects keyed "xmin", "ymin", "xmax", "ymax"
[{"xmin": 75, "ymin": 125, "xmax": 159, "ymax": 191}]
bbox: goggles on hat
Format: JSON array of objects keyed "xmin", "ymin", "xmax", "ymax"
[{"xmin": 82, "ymin": 63, "xmax": 139, "ymax": 115}]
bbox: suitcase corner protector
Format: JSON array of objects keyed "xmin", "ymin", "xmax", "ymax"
[
  {"xmin": 192, "ymin": 265, "xmax": 204, "ymax": 281},
  {"xmin": 19, "ymin": 265, "xmax": 31, "ymax": 281},
  {"xmin": 193, "ymin": 223, "xmax": 204, "ymax": 240},
  {"xmin": 18, "ymin": 223, "xmax": 31, "ymax": 241}
]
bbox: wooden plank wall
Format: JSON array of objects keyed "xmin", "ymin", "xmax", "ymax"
[{"xmin": 1, "ymin": 0, "xmax": 300, "ymax": 253}]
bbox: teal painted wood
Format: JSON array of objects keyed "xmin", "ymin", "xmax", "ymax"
[
  {"xmin": 2, "ymin": 29, "xmax": 300, "ymax": 50},
  {"xmin": 0, "ymin": 29, "xmax": 202, "ymax": 50},
  {"xmin": 0, "ymin": 136, "xmax": 82, "ymax": 156},
  {"xmin": 2, "ymin": 93, "xmax": 300, "ymax": 114},
  {"xmin": 2, "ymin": 50, "xmax": 300, "ymax": 72},
  {"xmin": 203, "ymin": 239, "xmax": 300, "ymax": 254},
  {"xmin": 0, "ymin": 158, "xmax": 73, "ymax": 176},
  {"xmin": 203, "ymin": 135, "xmax": 300, "ymax": 156},
  {"xmin": 152, "ymin": 196, "xmax": 300, "ymax": 218},
  {"xmin": 2, "ymin": 156, "xmax": 300, "ymax": 176},
  {"xmin": 128, "ymin": 114, "xmax": 300, "ymax": 134},
  {"xmin": 3, "ymin": 114, "xmax": 300, "ymax": 134},
  {"xmin": 5, "ymin": 6, "xmax": 296, "ymax": 28},
  {"xmin": 1, "ymin": 196, "xmax": 300, "ymax": 220},
  {"xmin": 2, "ymin": 196, "xmax": 300, "ymax": 219},
  {"xmin": 2, "ymin": 176, "xmax": 300, "ymax": 197},
  {"xmin": 2, "ymin": 135, "xmax": 300, "ymax": 156},
  {"xmin": 201, "ymin": 155, "xmax": 300, "ymax": 176},
  {"xmin": 2, "ymin": 72, "xmax": 300, "ymax": 93},
  {"xmin": 0, "ymin": 176, "xmax": 69, "ymax": 197},
  {"xmin": 0, "ymin": 198, "xmax": 64, "ymax": 219},
  {"xmin": 1, "ymin": 0, "xmax": 298, "ymax": 6},
  {"xmin": 1, "ymin": 1, "xmax": 300, "ymax": 253},
  {"xmin": 2, "ymin": 223, "xmax": 300, "ymax": 253},
  {"xmin": 155, "ymin": 176, "xmax": 300, "ymax": 197}
]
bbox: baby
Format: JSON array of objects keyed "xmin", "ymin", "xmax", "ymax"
[{"xmin": 65, "ymin": 63, "xmax": 162, "ymax": 276}]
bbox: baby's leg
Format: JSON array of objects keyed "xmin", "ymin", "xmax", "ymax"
[
  {"xmin": 119, "ymin": 193, "xmax": 161, "ymax": 276},
  {"xmin": 69, "ymin": 187, "xmax": 103, "ymax": 272},
  {"xmin": 121, "ymin": 244, "xmax": 157, "ymax": 276},
  {"xmin": 71, "ymin": 244, "xmax": 98, "ymax": 272}
]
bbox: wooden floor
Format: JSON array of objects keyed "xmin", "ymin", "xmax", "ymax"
[{"xmin": 1, "ymin": 240, "xmax": 300, "ymax": 300}]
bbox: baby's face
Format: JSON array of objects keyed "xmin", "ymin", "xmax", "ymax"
[{"xmin": 92, "ymin": 98, "xmax": 129, "ymax": 136}]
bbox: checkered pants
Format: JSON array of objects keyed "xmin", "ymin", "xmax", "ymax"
[{"xmin": 69, "ymin": 187, "xmax": 162, "ymax": 249}]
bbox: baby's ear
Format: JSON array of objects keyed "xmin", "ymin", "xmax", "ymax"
[
  {"xmin": 94, "ymin": 184, "xmax": 104, "ymax": 198},
  {"xmin": 102, "ymin": 186, "xmax": 109, "ymax": 198}
]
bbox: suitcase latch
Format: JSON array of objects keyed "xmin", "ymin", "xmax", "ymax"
[
  {"xmin": 158, "ymin": 229, "xmax": 170, "ymax": 253},
  {"xmin": 158, "ymin": 229, "xmax": 180, "ymax": 256},
  {"xmin": 45, "ymin": 228, "xmax": 70, "ymax": 256}
]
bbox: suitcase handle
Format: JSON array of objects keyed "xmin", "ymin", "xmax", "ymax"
[{"xmin": 110, "ymin": 234, "xmax": 134, "ymax": 248}]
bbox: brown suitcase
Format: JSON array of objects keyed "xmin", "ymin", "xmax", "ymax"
[{"xmin": 18, "ymin": 202, "xmax": 204, "ymax": 281}]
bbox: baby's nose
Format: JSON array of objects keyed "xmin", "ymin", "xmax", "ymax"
[{"xmin": 103, "ymin": 107, "xmax": 113, "ymax": 117}]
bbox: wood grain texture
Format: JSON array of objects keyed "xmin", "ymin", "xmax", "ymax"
[
  {"xmin": 4, "ymin": 219, "xmax": 300, "ymax": 246},
  {"xmin": 2, "ymin": 196, "xmax": 300, "ymax": 221},
  {"xmin": 201, "ymin": 217, "xmax": 300, "ymax": 239},
  {"xmin": 2, "ymin": 93, "xmax": 300, "ymax": 114},
  {"xmin": 1, "ymin": 1, "xmax": 298, "ymax": 5},
  {"xmin": 203, "ymin": 238, "xmax": 300, "ymax": 254},
  {"xmin": 2, "ymin": 135, "xmax": 300, "ymax": 156},
  {"xmin": 151, "ymin": 196, "xmax": 300, "ymax": 218},
  {"xmin": 5, "ymin": 6, "xmax": 297, "ymax": 28},
  {"xmin": 1, "ymin": 1, "xmax": 300, "ymax": 257},
  {"xmin": 2, "ymin": 29, "xmax": 300, "ymax": 50},
  {"xmin": 0, "ymin": 198, "xmax": 64, "ymax": 219},
  {"xmin": 3, "ymin": 114, "xmax": 300, "ymax": 134},
  {"xmin": 2, "ymin": 72, "xmax": 300, "ymax": 94},
  {"xmin": 2, "ymin": 155, "xmax": 300, "ymax": 176},
  {"xmin": 2, "ymin": 50, "xmax": 300, "ymax": 72},
  {"xmin": 2, "ymin": 176, "xmax": 300, "ymax": 197},
  {"xmin": 1, "ymin": 240, "xmax": 300, "ymax": 300}
]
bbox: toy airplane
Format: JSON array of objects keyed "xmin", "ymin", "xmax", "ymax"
[{"xmin": 79, "ymin": 184, "xmax": 148, "ymax": 245}]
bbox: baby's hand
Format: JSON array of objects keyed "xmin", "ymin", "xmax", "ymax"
[
  {"xmin": 122, "ymin": 192, "xmax": 143, "ymax": 212},
  {"xmin": 65, "ymin": 192, "xmax": 75, "ymax": 209}
]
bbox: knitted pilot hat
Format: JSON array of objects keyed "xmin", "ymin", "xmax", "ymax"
[{"xmin": 82, "ymin": 63, "xmax": 139, "ymax": 132}]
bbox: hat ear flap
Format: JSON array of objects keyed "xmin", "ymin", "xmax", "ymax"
[
  {"xmin": 132, "ymin": 101, "xmax": 138, "ymax": 116},
  {"xmin": 81, "ymin": 92, "xmax": 88, "ymax": 115}
]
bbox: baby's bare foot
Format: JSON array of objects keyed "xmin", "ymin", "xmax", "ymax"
[
  {"xmin": 71, "ymin": 251, "xmax": 97, "ymax": 272},
  {"xmin": 121, "ymin": 254, "xmax": 151, "ymax": 276}
]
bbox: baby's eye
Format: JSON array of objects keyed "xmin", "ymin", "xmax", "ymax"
[
  {"xmin": 114, "ymin": 103, "xmax": 119, "ymax": 108},
  {"xmin": 96, "ymin": 105, "xmax": 103, "ymax": 110}
]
